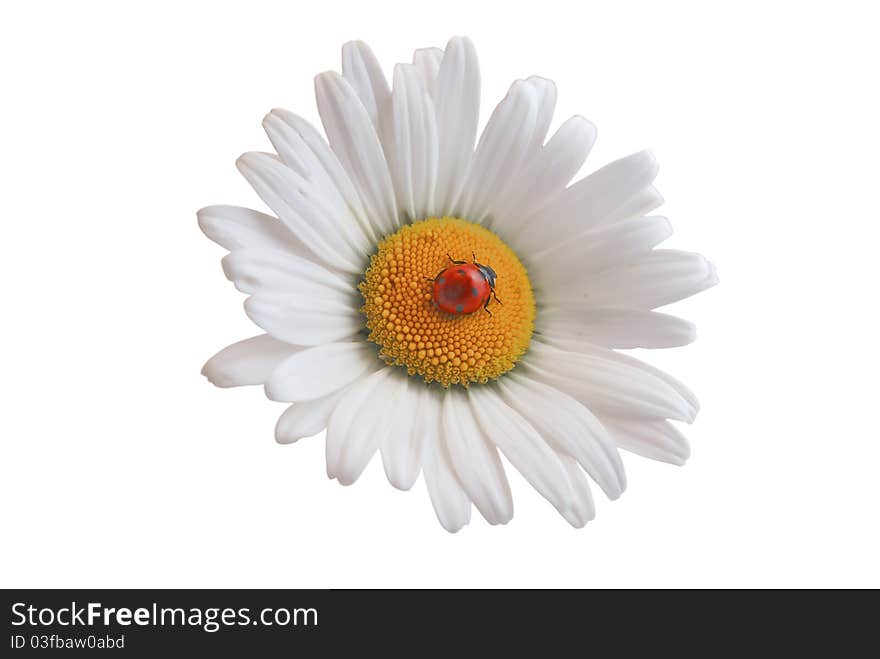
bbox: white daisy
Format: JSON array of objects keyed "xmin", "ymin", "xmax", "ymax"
[{"xmin": 199, "ymin": 37, "xmax": 717, "ymax": 531}]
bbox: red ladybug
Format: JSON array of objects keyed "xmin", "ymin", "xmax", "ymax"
[{"xmin": 429, "ymin": 254, "xmax": 501, "ymax": 316}]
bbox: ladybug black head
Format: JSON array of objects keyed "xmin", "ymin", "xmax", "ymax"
[{"xmin": 474, "ymin": 262, "xmax": 497, "ymax": 289}]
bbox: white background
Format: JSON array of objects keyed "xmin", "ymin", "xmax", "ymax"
[{"xmin": 2, "ymin": 0, "xmax": 878, "ymax": 588}]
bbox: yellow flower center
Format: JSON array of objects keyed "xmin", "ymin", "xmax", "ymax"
[{"xmin": 359, "ymin": 217, "xmax": 535, "ymax": 387}]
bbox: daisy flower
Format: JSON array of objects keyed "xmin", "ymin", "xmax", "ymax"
[{"xmin": 199, "ymin": 37, "xmax": 717, "ymax": 531}]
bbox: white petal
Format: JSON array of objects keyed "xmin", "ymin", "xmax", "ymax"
[
  {"xmin": 325, "ymin": 368, "xmax": 396, "ymax": 484},
  {"xmin": 493, "ymin": 116, "xmax": 596, "ymax": 239},
  {"xmin": 522, "ymin": 341, "xmax": 697, "ymax": 422},
  {"xmin": 263, "ymin": 108, "xmax": 381, "ymax": 242},
  {"xmin": 514, "ymin": 150, "xmax": 659, "ymax": 252},
  {"xmin": 529, "ymin": 216, "xmax": 673, "ymax": 292},
  {"xmin": 236, "ymin": 152, "xmax": 366, "ymax": 273},
  {"xmin": 221, "ymin": 249, "xmax": 360, "ymax": 342},
  {"xmin": 223, "ymin": 253, "xmax": 360, "ymax": 343},
  {"xmin": 315, "ymin": 72, "xmax": 398, "ymax": 236},
  {"xmin": 499, "ymin": 373, "xmax": 625, "ymax": 499},
  {"xmin": 482, "ymin": 76, "xmax": 556, "ymax": 222},
  {"xmin": 341, "ymin": 41, "xmax": 390, "ymax": 134},
  {"xmin": 420, "ymin": 386, "xmax": 471, "ymax": 532},
  {"xmin": 524, "ymin": 76, "xmax": 556, "ymax": 153},
  {"xmin": 559, "ymin": 456, "xmax": 596, "ymax": 528},
  {"xmin": 457, "ymin": 80, "xmax": 538, "ymax": 223},
  {"xmin": 412, "ymin": 47, "xmax": 443, "ymax": 97},
  {"xmin": 379, "ymin": 375, "xmax": 422, "ymax": 490},
  {"xmin": 275, "ymin": 386, "xmax": 350, "ymax": 444},
  {"xmin": 535, "ymin": 338, "xmax": 700, "ymax": 413},
  {"xmin": 197, "ymin": 205, "xmax": 310, "ymax": 256},
  {"xmin": 244, "ymin": 294, "xmax": 362, "ymax": 346},
  {"xmin": 537, "ymin": 307, "xmax": 696, "ymax": 349},
  {"xmin": 469, "ymin": 386, "xmax": 574, "ymax": 519},
  {"xmin": 221, "ymin": 248, "xmax": 352, "ymax": 296},
  {"xmin": 603, "ymin": 185, "xmax": 664, "ymax": 225},
  {"xmin": 202, "ymin": 335, "xmax": 300, "ymax": 388},
  {"xmin": 265, "ymin": 342, "xmax": 379, "ymax": 403},
  {"xmin": 441, "ymin": 387, "xmax": 512, "ymax": 525},
  {"xmin": 262, "ymin": 109, "xmax": 377, "ymax": 244},
  {"xmin": 388, "ymin": 64, "xmax": 438, "ymax": 220},
  {"xmin": 545, "ymin": 249, "xmax": 718, "ymax": 309},
  {"xmin": 433, "ymin": 36, "xmax": 480, "ymax": 213},
  {"xmin": 599, "ymin": 416, "xmax": 691, "ymax": 466}
]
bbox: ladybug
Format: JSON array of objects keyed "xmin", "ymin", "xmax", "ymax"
[{"xmin": 429, "ymin": 253, "xmax": 502, "ymax": 316}]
